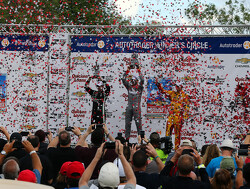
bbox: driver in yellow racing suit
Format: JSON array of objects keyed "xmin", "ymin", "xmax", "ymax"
[{"xmin": 156, "ymin": 78, "xmax": 190, "ymax": 149}]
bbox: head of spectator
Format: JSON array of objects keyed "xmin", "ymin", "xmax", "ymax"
[
  {"xmin": 243, "ymin": 163, "xmax": 250, "ymax": 185},
  {"xmin": 203, "ymin": 144, "xmax": 220, "ymax": 167},
  {"xmin": 123, "ymin": 145, "xmax": 131, "ymax": 161},
  {"xmin": 98, "ymin": 162, "xmax": 120, "ymax": 189},
  {"xmin": 91, "ymin": 127, "xmax": 105, "ymax": 147},
  {"xmin": 190, "ymin": 139, "xmax": 197, "ymax": 151},
  {"xmin": 211, "ymin": 168, "xmax": 233, "ymax": 189},
  {"xmin": 35, "ymin": 129, "xmax": 46, "ymax": 143},
  {"xmin": 220, "ymin": 157, "xmax": 235, "ymax": 176},
  {"xmin": 180, "ymin": 139, "xmax": 193, "ymax": 149},
  {"xmin": 57, "ymin": 161, "xmax": 71, "ymax": 182},
  {"xmin": 66, "ymin": 161, "xmax": 85, "ymax": 188},
  {"xmin": 27, "ymin": 135, "xmax": 40, "ymax": 149},
  {"xmin": 200, "ymin": 144, "xmax": 210, "ymax": 157},
  {"xmin": 149, "ymin": 132, "xmax": 161, "ymax": 149},
  {"xmin": 54, "ymin": 161, "xmax": 71, "ymax": 189},
  {"xmin": 132, "ymin": 150, "xmax": 148, "ymax": 171},
  {"xmin": 177, "ymin": 154, "xmax": 194, "ymax": 176},
  {"xmin": 115, "ymin": 134, "xmax": 126, "ymax": 145},
  {"xmin": 59, "ymin": 130, "xmax": 71, "ymax": 147},
  {"xmin": 220, "ymin": 139, "xmax": 235, "ymax": 156},
  {"xmin": 17, "ymin": 169, "xmax": 37, "ymax": 183},
  {"xmin": 2, "ymin": 157, "xmax": 20, "ymax": 180}
]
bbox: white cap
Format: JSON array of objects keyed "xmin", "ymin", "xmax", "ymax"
[
  {"xmin": 220, "ymin": 139, "xmax": 235, "ymax": 149},
  {"xmin": 98, "ymin": 162, "xmax": 120, "ymax": 188},
  {"xmin": 180, "ymin": 139, "xmax": 192, "ymax": 147}
]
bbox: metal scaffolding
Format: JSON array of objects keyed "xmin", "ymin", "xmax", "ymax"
[{"xmin": 0, "ymin": 24, "xmax": 250, "ymax": 36}]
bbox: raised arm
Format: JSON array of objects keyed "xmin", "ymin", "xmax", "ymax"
[
  {"xmin": 145, "ymin": 141, "xmax": 165, "ymax": 172},
  {"xmin": 0, "ymin": 126, "xmax": 10, "ymax": 142},
  {"xmin": 76, "ymin": 124, "xmax": 94, "ymax": 147},
  {"xmin": 138, "ymin": 66, "xmax": 144, "ymax": 86},
  {"xmin": 48, "ymin": 127, "xmax": 65, "ymax": 148},
  {"xmin": 22, "ymin": 140, "xmax": 43, "ymax": 175},
  {"xmin": 79, "ymin": 143, "xmax": 105, "ymax": 187},
  {"xmin": 121, "ymin": 66, "xmax": 130, "ymax": 88},
  {"xmin": 235, "ymin": 155, "xmax": 244, "ymax": 189},
  {"xmin": 85, "ymin": 76, "xmax": 92, "ymax": 87},
  {"xmin": 116, "ymin": 140, "xmax": 136, "ymax": 186},
  {"xmin": 0, "ymin": 140, "xmax": 15, "ymax": 165},
  {"xmin": 103, "ymin": 123, "xmax": 115, "ymax": 142}
]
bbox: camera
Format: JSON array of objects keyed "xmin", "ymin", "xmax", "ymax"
[
  {"xmin": 20, "ymin": 131, "xmax": 29, "ymax": 136},
  {"xmin": 92, "ymin": 124, "xmax": 103, "ymax": 130},
  {"xmin": 140, "ymin": 130, "xmax": 145, "ymax": 139},
  {"xmin": 104, "ymin": 141, "xmax": 116, "ymax": 149},
  {"xmin": 13, "ymin": 141, "xmax": 23, "ymax": 149},
  {"xmin": 45, "ymin": 132, "xmax": 50, "ymax": 135},
  {"xmin": 160, "ymin": 136, "xmax": 173, "ymax": 154},
  {"xmin": 65, "ymin": 127, "xmax": 74, "ymax": 131},
  {"xmin": 182, "ymin": 149, "xmax": 194, "ymax": 156},
  {"xmin": 238, "ymin": 144, "xmax": 249, "ymax": 156}
]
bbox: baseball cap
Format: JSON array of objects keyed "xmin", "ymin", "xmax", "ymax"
[
  {"xmin": 17, "ymin": 170, "xmax": 36, "ymax": 183},
  {"xmin": 10, "ymin": 132, "xmax": 22, "ymax": 142},
  {"xmin": 98, "ymin": 162, "xmax": 120, "ymax": 188},
  {"xmin": 60, "ymin": 161, "xmax": 71, "ymax": 176},
  {"xmin": 180, "ymin": 139, "xmax": 192, "ymax": 147},
  {"xmin": 220, "ymin": 157, "xmax": 235, "ymax": 174},
  {"xmin": 220, "ymin": 139, "xmax": 235, "ymax": 149},
  {"xmin": 66, "ymin": 161, "xmax": 85, "ymax": 179},
  {"xmin": 96, "ymin": 81, "xmax": 104, "ymax": 86}
]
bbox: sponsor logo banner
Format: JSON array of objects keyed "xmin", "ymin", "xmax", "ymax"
[
  {"xmin": 0, "ymin": 35, "xmax": 49, "ymax": 51},
  {"xmin": 71, "ymin": 36, "xmax": 250, "ymax": 54}
]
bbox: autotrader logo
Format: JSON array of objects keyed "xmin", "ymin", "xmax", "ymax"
[
  {"xmin": 243, "ymin": 41, "xmax": 250, "ymax": 50},
  {"xmin": 97, "ymin": 40, "xmax": 105, "ymax": 49},
  {"xmin": 1, "ymin": 38, "xmax": 9, "ymax": 47}
]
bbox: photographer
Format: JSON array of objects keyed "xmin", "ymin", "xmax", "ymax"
[
  {"xmin": 46, "ymin": 127, "xmax": 78, "ymax": 183},
  {"xmin": 149, "ymin": 132, "xmax": 169, "ymax": 164},
  {"xmin": 131, "ymin": 139, "xmax": 165, "ymax": 189},
  {"xmin": 79, "ymin": 140, "xmax": 136, "ymax": 189},
  {"xmin": 75, "ymin": 124, "xmax": 117, "ymax": 179},
  {"xmin": 160, "ymin": 147, "xmax": 210, "ymax": 189},
  {"xmin": 5, "ymin": 132, "xmax": 27, "ymax": 160}
]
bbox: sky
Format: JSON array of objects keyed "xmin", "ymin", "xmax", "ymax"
[{"xmin": 113, "ymin": 0, "xmax": 249, "ymax": 25}]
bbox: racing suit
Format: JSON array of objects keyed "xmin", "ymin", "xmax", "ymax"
[
  {"xmin": 122, "ymin": 70, "xmax": 144, "ymax": 139},
  {"xmin": 85, "ymin": 82, "xmax": 110, "ymax": 124},
  {"xmin": 156, "ymin": 83, "xmax": 189, "ymax": 149}
]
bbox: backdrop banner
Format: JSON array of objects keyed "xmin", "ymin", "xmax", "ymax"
[
  {"xmin": 0, "ymin": 35, "xmax": 49, "ymax": 133},
  {"xmin": 69, "ymin": 36, "xmax": 250, "ymax": 147}
]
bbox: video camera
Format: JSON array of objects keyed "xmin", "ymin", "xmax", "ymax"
[
  {"xmin": 160, "ymin": 136, "xmax": 173, "ymax": 154},
  {"xmin": 238, "ymin": 144, "xmax": 250, "ymax": 156}
]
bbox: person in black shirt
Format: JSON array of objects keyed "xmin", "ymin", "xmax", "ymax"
[
  {"xmin": 160, "ymin": 147, "xmax": 210, "ymax": 189},
  {"xmin": 46, "ymin": 127, "xmax": 79, "ymax": 184},
  {"xmin": 85, "ymin": 76, "xmax": 110, "ymax": 124},
  {"xmin": 19, "ymin": 135, "xmax": 53, "ymax": 185}
]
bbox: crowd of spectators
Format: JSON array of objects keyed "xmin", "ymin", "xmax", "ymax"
[{"xmin": 0, "ymin": 124, "xmax": 249, "ymax": 189}]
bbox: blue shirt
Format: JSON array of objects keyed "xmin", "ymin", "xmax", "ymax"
[
  {"xmin": 33, "ymin": 169, "xmax": 41, "ymax": 184},
  {"xmin": 206, "ymin": 156, "xmax": 237, "ymax": 177}
]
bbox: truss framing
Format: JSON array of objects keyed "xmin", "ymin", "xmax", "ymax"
[{"xmin": 0, "ymin": 24, "xmax": 249, "ymax": 36}]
